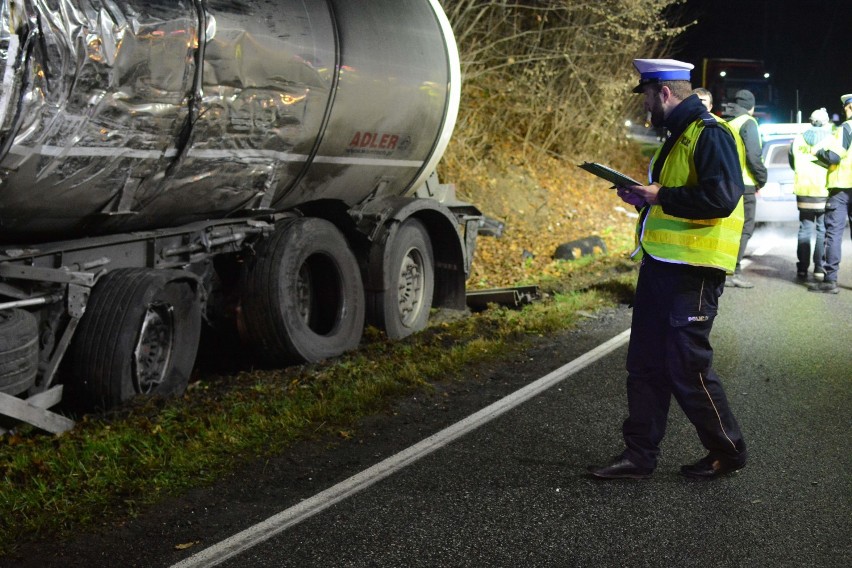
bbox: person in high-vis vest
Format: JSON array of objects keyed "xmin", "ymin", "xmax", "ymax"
[
  {"xmin": 588, "ymin": 59, "xmax": 748, "ymax": 481},
  {"xmin": 811, "ymin": 93, "xmax": 852, "ymax": 294},
  {"xmin": 723, "ymin": 89, "xmax": 767, "ymax": 288},
  {"xmin": 789, "ymin": 107, "xmax": 832, "ymax": 281}
]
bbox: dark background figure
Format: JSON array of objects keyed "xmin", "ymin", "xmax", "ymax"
[
  {"xmin": 789, "ymin": 107, "xmax": 832, "ymax": 282},
  {"xmin": 723, "ymin": 89, "xmax": 767, "ymax": 289},
  {"xmin": 588, "ymin": 59, "xmax": 748, "ymax": 481},
  {"xmin": 812, "ymin": 93, "xmax": 852, "ymax": 294},
  {"xmin": 693, "ymin": 87, "xmax": 713, "ymax": 112}
]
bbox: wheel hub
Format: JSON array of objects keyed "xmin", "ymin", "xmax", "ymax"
[
  {"xmin": 397, "ymin": 248, "xmax": 424, "ymax": 326},
  {"xmin": 133, "ymin": 302, "xmax": 175, "ymax": 394}
]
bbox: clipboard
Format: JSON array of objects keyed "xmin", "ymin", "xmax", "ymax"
[{"xmin": 578, "ymin": 161, "xmax": 642, "ymax": 187}]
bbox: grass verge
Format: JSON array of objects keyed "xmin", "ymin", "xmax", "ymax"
[{"xmin": 0, "ymin": 254, "xmax": 637, "ymax": 557}]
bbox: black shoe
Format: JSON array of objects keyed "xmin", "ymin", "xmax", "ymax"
[
  {"xmin": 808, "ymin": 281, "xmax": 838, "ymax": 294},
  {"xmin": 680, "ymin": 454, "xmax": 746, "ymax": 479},
  {"xmin": 588, "ymin": 456, "xmax": 653, "ymax": 480},
  {"xmin": 796, "ymin": 270, "xmax": 807, "ymax": 282}
]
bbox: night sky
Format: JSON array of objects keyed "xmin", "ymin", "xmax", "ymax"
[{"xmin": 669, "ymin": 0, "xmax": 852, "ymax": 123}]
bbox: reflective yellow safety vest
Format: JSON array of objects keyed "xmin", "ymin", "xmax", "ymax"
[
  {"xmin": 633, "ymin": 116, "xmax": 745, "ymax": 274},
  {"xmin": 826, "ymin": 120, "xmax": 852, "ymax": 189},
  {"xmin": 791, "ymin": 130, "xmax": 830, "ymax": 205},
  {"xmin": 726, "ymin": 114, "xmax": 762, "ymax": 187}
]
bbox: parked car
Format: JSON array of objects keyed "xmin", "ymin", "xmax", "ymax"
[{"xmin": 755, "ymin": 123, "xmax": 809, "ymax": 223}]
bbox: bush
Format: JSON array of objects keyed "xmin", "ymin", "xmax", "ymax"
[{"xmin": 441, "ymin": 0, "xmax": 688, "ymax": 162}]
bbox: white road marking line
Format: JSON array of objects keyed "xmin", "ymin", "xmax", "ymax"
[
  {"xmin": 752, "ymin": 242, "xmax": 777, "ymax": 256},
  {"xmin": 171, "ymin": 328, "xmax": 631, "ymax": 568},
  {"xmin": 741, "ymin": 240, "xmax": 777, "ymax": 269}
]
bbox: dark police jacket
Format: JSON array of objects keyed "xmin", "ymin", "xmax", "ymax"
[{"xmin": 653, "ymin": 95, "xmax": 745, "ymax": 221}]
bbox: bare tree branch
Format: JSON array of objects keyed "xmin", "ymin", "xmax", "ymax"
[{"xmin": 440, "ymin": 0, "xmax": 690, "ymax": 160}]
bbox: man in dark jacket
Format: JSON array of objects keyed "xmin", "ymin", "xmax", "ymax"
[{"xmin": 724, "ymin": 89, "xmax": 767, "ymax": 288}]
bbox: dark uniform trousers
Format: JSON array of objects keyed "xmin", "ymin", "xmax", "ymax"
[{"xmin": 622, "ymin": 255, "xmax": 747, "ymax": 469}]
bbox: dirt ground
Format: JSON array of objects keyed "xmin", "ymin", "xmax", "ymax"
[{"xmin": 445, "ymin": 150, "xmax": 644, "ymax": 289}]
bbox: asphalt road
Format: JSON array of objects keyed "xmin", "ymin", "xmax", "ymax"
[{"xmin": 9, "ymin": 222, "xmax": 852, "ymax": 568}]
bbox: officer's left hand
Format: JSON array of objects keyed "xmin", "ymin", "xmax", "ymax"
[{"xmin": 618, "ymin": 183, "xmax": 661, "ymax": 206}]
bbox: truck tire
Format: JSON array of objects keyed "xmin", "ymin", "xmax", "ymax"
[
  {"xmin": 240, "ymin": 218, "xmax": 365, "ymax": 365},
  {"xmin": 367, "ymin": 218, "xmax": 435, "ymax": 339},
  {"xmin": 67, "ymin": 269, "xmax": 202, "ymax": 411},
  {"xmin": 0, "ymin": 309, "xmax": 39, "ymax": 396}
]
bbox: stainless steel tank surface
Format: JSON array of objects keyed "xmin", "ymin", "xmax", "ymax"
[{"xmin": 0, "ymin": 0, "xmax": 460, "ymax": 242}]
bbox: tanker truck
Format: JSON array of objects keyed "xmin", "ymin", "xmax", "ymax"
[{"xmin": 0, "ymin": 0, "xmax": 481, "ymax": 431}]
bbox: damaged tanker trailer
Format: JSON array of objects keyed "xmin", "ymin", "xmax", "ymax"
[{"xmin": 0, "ymin": 0, "xmax": 480, "ymax": 426}]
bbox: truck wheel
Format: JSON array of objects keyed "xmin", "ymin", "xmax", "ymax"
[
  {"xmin": 67, "ymin": 269, "xmax": 202, "ymax": 411},
  {"xmin": 367, "ymin": 218, "xmax": 435, "ymax": 339},
  {"xmin": 0, "ymin": 309, "xmax": 39, "ymax": 396},
  {"xmin": 240, "ymin": 217, "xmax": 365, "ymax": 365}
]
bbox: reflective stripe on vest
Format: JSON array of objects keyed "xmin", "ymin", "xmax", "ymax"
[
  {"xmin": 792, "ymin": 132, "xmax": 830, "ymax": 198},
  {"xmin": 633, "ymin": 117, "xmax": 745, "ymax": 274},
  {"xmin": 827, "ymin": 121, "xmax": 852, "ymax": 188},
  {"xmin": 727, "ymin": 114, "xmax": 761, "ymax": 187}
]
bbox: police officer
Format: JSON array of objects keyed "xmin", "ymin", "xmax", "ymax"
[
  {"xmin": 810, "ymin": 94, "xmax": 852, "ymax": 294},
  {"xmin": 789, "ymin": 108, "xmax": 832, "ymax": 281},
  {"xmin": 588, "ymin": 59, "xmax": 748, "ymax": 480}
]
